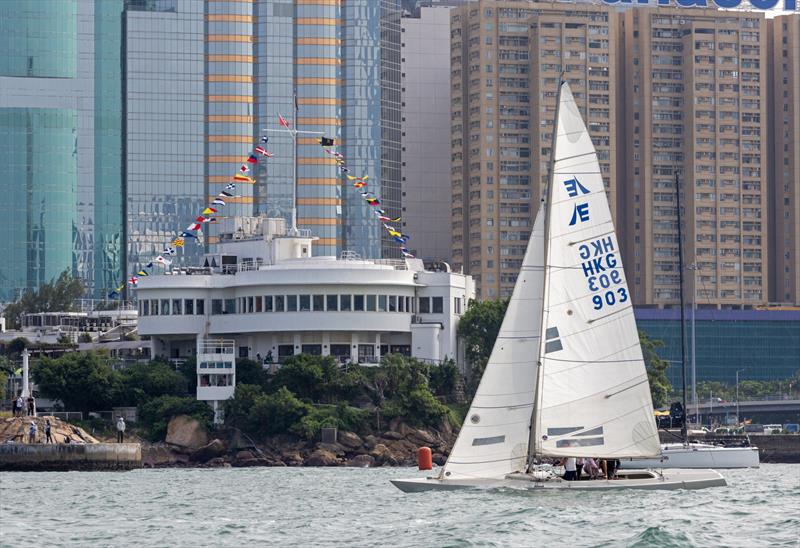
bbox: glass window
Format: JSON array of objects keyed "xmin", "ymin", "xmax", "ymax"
[
  {"xmin": 239, "ymin": 346, "xmax": 249, "ymax": 358},
  {"xmin": 366, "ymin": 295, "xmax": 376, "ymax": 311},
  {"xmin": 255, "ymin": 296, "xmax": 262, "ymax": 313},
  {"xmin": 224, "ymin": 299, "xmax": 235, "ymax": 314},
  {"xmin": 299, "ymin": 295, "xmax": 310, "ymax": 311},
  {"xmin": 196, "ymin": 299, "xmax": 205, "ymax": 315},
  {"xmin": 398, "ymin": 296, "xmax": 404, "ymax": 312},
  {"xmin": 354, "ymin": 295, "xmax": 365, "ymax": 311},
  {"xmin": 184, "ymin": 299, "xmax": 194, "ymax": 315},
  {"xmin": 432, "ymin": 297, "xmax": 444, "ymax": 314},
  {"xmin": 388, "ymin": 295, "xmax": 397, "ymax": 312},
  {"xmin": 340, "ymin": 294, "xmax": 352, "ymax": 311},
  {"xmin": 378, "ymin": 295, "xmax": 387, "ymax": 312},
  {"xmin": 278, "ymin": 344, "xmax": 294, "ymax": 359},
  {"xmin": 419, "ymin": 297, "xmax": 430, "ymax": 314},
  {"xmin": 302, "ymin": 344, "xmax": 322, "ymax": 355},
  {"xmin": 151, "ymin": 300, "xmax": 158, "ymax": 316},
  {"xmin": 264, "ymin": 295, "xmax": 273, "ymax": 312},
  {"xmin": 247, "ymin": 296, "xmax": 254, "ymax": 314},
  {"xmin": 409, "ymin": 297, "xmax": 414, "ymax": 313},
  {"xmin": 212, "ymin": 299, "xmax": 222, "ymax": 315},
  {"xmin": 275, "ymin": 295, "xmax": 285, "ymax": 312},
  {"xmin": 287, "ymin": 295, "xmax": 298, "ymax": 311},
  {"xmin": 326, "ymin": 294, "xmax": 338, "ymax": 311},
  {"xmin": 161, "ymin": 299, "xmax": 170, "ymax": 315},
  {"xmin": 313, "ymin": 294, "xmax": 324, "ymax": 311}
]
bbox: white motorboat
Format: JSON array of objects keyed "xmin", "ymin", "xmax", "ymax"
[
  {"xmin": 619, "ymin": 442, "xmax": 759, "ymax": 469},
  {"xmin": 392, "ymin": 81, "xmax": 725, "ymax": 493}
]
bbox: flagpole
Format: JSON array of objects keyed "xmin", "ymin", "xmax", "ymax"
[{"xmin": 261, "ymin": 119, "xmax": 323, "ymax": 235}]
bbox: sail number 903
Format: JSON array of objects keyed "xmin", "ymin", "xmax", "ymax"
[
  {"xmin": 592, "ymin": 288, "xmax": 628, "ymax": 310},
  {"xmin": 578, "ymin": 236, "xmax": 628, "ymax": 312}
]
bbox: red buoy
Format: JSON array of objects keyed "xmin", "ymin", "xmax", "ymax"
[{"xmin": 417, "ymin": 446, "xmax": 432, "ymax": 470}]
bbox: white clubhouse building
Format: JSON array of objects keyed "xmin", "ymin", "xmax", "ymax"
[{"xmin": 136, "ymin": 217, "xmax": 474, "ymax": 417}]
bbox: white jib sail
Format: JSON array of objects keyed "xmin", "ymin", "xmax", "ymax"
[
  {"xmin": 441, "ymin": 205, "xmax": 546, "ymax": 480},
  {"xmin": 534, "ymin": 81, "xmax": 660, "ymax": 459}
]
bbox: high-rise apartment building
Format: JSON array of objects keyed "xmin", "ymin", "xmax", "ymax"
[
  {"xmin": 769, "ymin": 14, "xmax": 800, "ymax": 305},
  {"xmin": 450, "ymin": 1, "xmax": 620, "ymax": 298},
  {"xmin": 400, "ymin": 5, "xmax": 456, "ymax": 262},
  {"xmin": 622, "ymin": 7, "xmax": 770, "ymax": 307},
  {"xmin": 451, "ymin": 2, "xmax": 794, "ymax": 307},
  {"xmin": 0, "ymin": 0, "xmax": 125, "ymax": 301},
  {"xmin": 124, "ymin": 0, "xmax": 402, "ymax": 275}
]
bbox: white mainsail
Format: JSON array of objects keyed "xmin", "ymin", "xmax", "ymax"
[
  {"xmin": 533, "ymin": 81, "xmax": 660, "ymax": 458},
  {"xmin": 441, "ymin": 205, "xmax": 546, "ymax": 480}
]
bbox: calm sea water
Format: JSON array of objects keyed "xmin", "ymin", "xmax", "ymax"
[{"xmin": 1, "ymin": 464, "xmax": 798, "ymax": 547}]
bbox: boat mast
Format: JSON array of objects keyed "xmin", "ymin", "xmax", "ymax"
[
  {"xmin": 526, "ymin": 76, "xmax": 565, "ymax": 469},
  {"xmin": 674, "ymin": 171, "xmax": 689, "ymax": 443}
]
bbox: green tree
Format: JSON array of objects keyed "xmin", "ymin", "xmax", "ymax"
[
  {"xmin": 32, "ymin": 352, "xmax": 121, "ymax": 415},
  {"xmin": 639, "ymin": 330, "xmax": 672, "ymax": 408},
  {"xmin": 2, "ymin": 270, "xmax": 84, "ymax": 329},
  {"xmin": 138, "ymin": 395, "xmax": 213, "ymax": 441},
  {"xmin": 235, "ymin": 358, "xmax": 269, "ymax": 389},
  {"xmin": 270, "ymin": 354, "xmax": 326, "ymax": 400},
  {"xmin": 428, "ymin": 358, "xmax": 460, "ymax": 398},
  {"xmin": 458, "ymin": 298, "xmax": 509, "ymax": 366},
  {"xmin": 117, "ymin": 361, "xmax": 188, "ymax": 405}
]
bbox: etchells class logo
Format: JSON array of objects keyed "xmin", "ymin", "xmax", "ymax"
[{"xmin": 602, "ymin": 0, "xmax": 796, "ymax": 10}]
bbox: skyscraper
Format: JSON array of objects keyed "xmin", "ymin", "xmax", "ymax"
[
  {"xmin": 400, "ymin": 5, "xmax": 456, "ymax": 262},
  {"xmin": 124, "ymin": 0, "xmax": 402, "ymax": 276},
  {"xmin": 0, "ymin": 0, "xmax": 125, "ymax": 301},
  {"xmin": 769, "ymin": 13, "xmax": 800, "ymax": 305},
  {"xmin": 622, "ymin": 7, "xmax": 769, "ymax": 307},
  {"xmin": 450, "ymin": 1, "xmax": 619, "ymax": 298}
]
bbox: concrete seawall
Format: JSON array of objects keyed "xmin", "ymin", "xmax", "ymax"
[{"xmin": 0, "ymin": 443, "xmax": 141, "ymax": 471}]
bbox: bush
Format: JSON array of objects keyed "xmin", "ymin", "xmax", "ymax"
[
  {"xmin": 78, "ymin": 333, "xmax": 93, "ymax": 343},
  {"xmin": 428, "ymin": 359, "xmax": 460, "ymax": 397},
  {"xmin": 138, "ymin": 395, "xmax": 213, "ymax": 441},
  {"xmin": 291, "ymin": 403, "xmax": 369, "ymax": 440},
  {"xmin": 32, "ymin": 352, "xmax": 121, "ymax": 415},
  {"xmin": 118, "ymin": 361, "xmax": 188, "ymax": 405}
]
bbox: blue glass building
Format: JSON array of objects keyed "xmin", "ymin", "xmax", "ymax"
[
  {"xmin": 0, "ymin": 0, "xmax": 124, "ymax": 301},
  {"xmin": 635, "ymin": 308, "xmax": 800, "ymax": 385}
]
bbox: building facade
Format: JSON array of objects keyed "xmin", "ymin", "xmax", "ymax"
[
  {"xmin": 451, "ymin": 2, "xmax": 798, "ymax": 307},
  {"xmin": 635, "ymin": 308, "xmax": 800, "ymax": 386},
  {"xmin": 136, "ymin": 216, "xmax": 475, "ymax": 371},
  {"xmin": 769, "ymin": 14, "xmax": 800, "ymax": 305},
  {"xmin": 124, "ymin": 0, "xmax": 403, "ymax": 279},
  {"xmin": 400, "ymin": 5, "xmax": 455, "ymax": 263},
  {"xmin": 450, "ymin": 1, "xmax": 620, "ymax": 298},
  {"xmin": 0, "ymin": 0, "xmax": 125, "ymax": 301},
  {"xmin": 622, "ymin": 7, "xmax": 769, "ymax": 307}
]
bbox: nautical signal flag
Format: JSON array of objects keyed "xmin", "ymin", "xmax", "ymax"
[
  {"xmin": 162, "ymin": 247, "xmax": 176, "ymax": 255},
  {"xmin": 180, "ymin": 231, "xmax": 198, "ymax": 239},
  {"xmin": 233, "ymin": 174, "xmax": 254, "ymax": 183},
  {"xmin": 155, "ymin": 255, "xmax": 172, "ymax": 266},
  {"xmin": 129, "ymin": 276, "xmax": 138, "ymax": 286},
  {"xmin": 261, "ymin": 136, "xmax": 269, "ymax": 144},
  {"xmin": 319, "ymin": 137, "xmax": 334, "ymax": 147},
  {"xmin": 202, "ymin": 207, "xmax": 217, "ymax": 215},
  {"xmin": 172, "ymin": 238, "xmax": 185, "ymax": 247},
  {"xmin": 247, "ymin": 154, "xmax": 258, "ymax": 164},
  {"xmin": 220, "ymin": 190, "xmax": 233, "ymax": 197},
  {"xmin": 239, "ymin": 165, "xmax": 249, "ymax": 174},
  {"xmin": 212, "ymin": 198, "xmax": 225, "ymax": 206},
  {"xmin": 278, "ymin": 113, "xmax": 290, "ymax": 129},
  {"xmin": 353, "ymin": 181, "xmax": 367, "ymax": 189},
  {"xmin": 225, "ymin": 183, "xmax": 236, "ymax": 191},
  {"xmin": 137, "ymin": 270, "xmax": 149, "ymax": 277},
  {"xmin": 254, "ymin": 146, "xmax": 272, "ymax": 157}
]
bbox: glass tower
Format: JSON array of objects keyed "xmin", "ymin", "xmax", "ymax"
[{"xmin": 0, "ymin": 0, "xmax": 124, "ymax": 301}]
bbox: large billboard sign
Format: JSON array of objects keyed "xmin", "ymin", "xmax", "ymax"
[{"xmin": 602, "ymin": 0, "xmax": 796, "ymax": 10}]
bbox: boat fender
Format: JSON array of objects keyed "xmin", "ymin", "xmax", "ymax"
[{"xmin": 417, "ymin": 447, "xmax": 432, "ymax": 470}]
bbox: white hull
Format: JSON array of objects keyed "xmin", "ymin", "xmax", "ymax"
[
  {"xmin": 391, "ymin": 468, "xmax": 726, "ymax": 493},
  {"xmin": 619, "ymin": 443, "xmax": 760, "ymax": 469}
]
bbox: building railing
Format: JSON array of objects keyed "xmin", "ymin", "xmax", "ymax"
[{"xmin": 198, "ymin": 339, "xmax": 236, "ymax": 355}]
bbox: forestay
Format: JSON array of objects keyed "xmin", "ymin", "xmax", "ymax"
[
  {"xmin": 533, "ymin": 82, "xmax": 660, "ymax": 459},
  {"xmin": 441, "ymin": 205, "xmax": 546, "ymax": 480}
]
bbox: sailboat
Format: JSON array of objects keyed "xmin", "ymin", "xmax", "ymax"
[
  {"xmin": 618, "ymin": 173, "xmax": 759, "ymax": 470},
  {"xmin": 392, "ymin": 81, "xmax": 725, "ymax": 492}
]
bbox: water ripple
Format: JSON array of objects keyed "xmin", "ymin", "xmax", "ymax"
[{"xmin": 0, "ymin": 465, "xmax": 798, "ymax": 547}]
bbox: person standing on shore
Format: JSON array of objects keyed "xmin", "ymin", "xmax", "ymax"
[
  {"xmin": 116, "ymin": 417, "xmax": 126, "ymax": 443},
  {"xmin": 26, "ymin": 395, "xmax": 35, "ymax": 417},
  {"xmin": 44, "ymin": 420, "xmax": 53, "ymax": 443},
  {"xmin": 16, "ymin": 395, "xmax": 23, "ymax": 417},
  {"xmin": 28, "ymin": 420, "xmax": 37, "ymax": 443}
]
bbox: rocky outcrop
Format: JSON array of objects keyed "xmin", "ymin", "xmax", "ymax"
[
  {"xmin": 0, "ymin": 416, "xmax": 99, "ymax": 445},
  {"xmin": 165, "ymin": 415, "xmax": 209, "ymax": 451},
  {"xmin": 305, "ymin": 448, "xmax": 340, "ymax": 466},
  {"xmin": 190, "ymin": 439, "xmax": 226, "ymax": 463}
]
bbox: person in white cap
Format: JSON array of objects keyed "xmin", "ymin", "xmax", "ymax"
[{"xmin": 116, "ymin": 416, "xmax": 126, "ymax": 443}]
